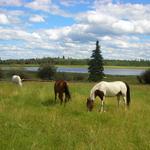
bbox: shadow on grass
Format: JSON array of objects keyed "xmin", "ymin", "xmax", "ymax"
[
  {"xmin": 41, "ymin": 98, "xmax": 57, "ymax": 107},
  {"xmin": 42, "ymin": 98, "xmax": 73, "ymax": 107}
]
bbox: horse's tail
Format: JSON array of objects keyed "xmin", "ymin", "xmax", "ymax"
[
  {"xmin": 64, "ymin": 82, "xmax": 71, "ymax": 100},
  {"xmin": 124, "ymin": 82, "xmax": 131, "ymax": 107}
]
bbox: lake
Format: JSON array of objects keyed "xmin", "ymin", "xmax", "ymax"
[{"xmin": 23, "ymin": 66, "xmax": 144, "ymax": 76}]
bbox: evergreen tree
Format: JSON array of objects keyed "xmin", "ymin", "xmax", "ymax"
[{"xmin": 88, "ymin": 40, "xmax": 104, "ymax": 82}]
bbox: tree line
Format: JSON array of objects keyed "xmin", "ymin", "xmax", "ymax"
[{"xmin": 0, "ymin": 57, "xmax": 150, "ymax": 67}]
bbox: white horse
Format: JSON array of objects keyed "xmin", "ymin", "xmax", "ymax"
[
  {"xmin": 86, "ymin": 81, "xmax": 130, "ymax": 112},
  {"xmin": 12, "ymin": 75, "xmax": 22, "ymax": 87}
]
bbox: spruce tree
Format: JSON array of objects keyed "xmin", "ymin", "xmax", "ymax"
[{"xmin": 88, "ymin": 40, "xmax": 104, "ymax": 82}]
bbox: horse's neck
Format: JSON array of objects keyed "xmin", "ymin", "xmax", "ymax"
[
  {"xmin": 90, "ymin": 82, "xmax": 105, "ymax": 100},
  {"xmin": 90, "ymin": 90, "xmax": 96, "ymax": 101}
]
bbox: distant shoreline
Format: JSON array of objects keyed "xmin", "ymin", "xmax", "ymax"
[{"xmin": 0, "ymin": 64, "xmax": 149, "ymax": 70}]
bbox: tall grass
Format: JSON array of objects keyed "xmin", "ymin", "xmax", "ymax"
[{"xmin": 0, "ymin": 81, "xmax": 150, "ymax": 150}]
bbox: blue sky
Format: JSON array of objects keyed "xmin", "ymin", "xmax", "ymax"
[{"xmin": 0, "ymin": 0, "xmax": 150, "ymax": 60}]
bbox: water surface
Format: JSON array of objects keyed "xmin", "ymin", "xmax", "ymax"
[
  {"xmin": 24, "ymin": 67, "xmax": 144, "ymax": 76},
  {"xmin": 2, "ymin": 66, "xmax": 144, "ymax": 76}
]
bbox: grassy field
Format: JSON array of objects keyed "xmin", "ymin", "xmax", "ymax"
[
  {"xmin": 0, "ymin": 81, "xmax": 150, "ymax": 150},
  {"xmin": 56, "ymin": 65, "xmax": 150, "ymax": 70}
]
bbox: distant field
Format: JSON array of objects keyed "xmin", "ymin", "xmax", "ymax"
[
  {"xmin": 56, "ymin": 65, "xmax": 150, "ymax": 70},
  {"xmin": 0, "ymin": 64, "xmax": 149, "ymax": 69},
  {"xmin": 0, "ymin": 81, "xmax": 150, "ymax": 150}
]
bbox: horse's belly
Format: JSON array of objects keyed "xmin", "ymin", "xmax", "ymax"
[
  {"xmin": 106, "ymin": 91, "xmax": 116, "ymax": 97},
  {"xmin": 105, "ymin": 88, "xmax": 120, "ymax": 97}
]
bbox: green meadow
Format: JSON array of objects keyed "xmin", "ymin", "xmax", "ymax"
[{"xmin": 0, "ymin": 81, "xmax": 150, "ymax": 150}]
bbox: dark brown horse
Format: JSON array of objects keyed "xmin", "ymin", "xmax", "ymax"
[{"xmin": 54, "ymin": 80, "xmax": 71, "ymax": 105}]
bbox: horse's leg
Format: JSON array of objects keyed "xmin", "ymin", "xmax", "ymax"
[
  {"xmin": 64, "ymin": 94, "xmax": 67, "ymax": 104},
  {"xmin": 101, "ymin": 100, "xmax": 104, "ymax": 112},
  {"xmin": 117, "ymin": 95, "xmax": 120, "ymax": 108},
  {"xmin": 123, "ymin": 96, "xmax": 127, "ymax": 111},
  {"xmin": 100, "ymin": 96, "xmax": 105, "ymax": 113},
  {"xmin": 55, "ymin": 91, "xmax": 57, "ymax": 102},
  {"xmin": 59, "ymin": 93, "xmax": 63, "ymax": 105}
]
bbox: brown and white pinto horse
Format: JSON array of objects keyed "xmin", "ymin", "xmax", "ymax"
[
  {"xmin": 54, "ymin": 80, "xmax": 71, "ymax": 105},
  {"xmin": 87, "ymin": 81, "xmax": 131, "ymax": 112}
]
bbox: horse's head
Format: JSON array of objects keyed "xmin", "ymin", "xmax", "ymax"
[{"xmin": 86, "ymin": 97, "xmax": 94, "ymax": 111}]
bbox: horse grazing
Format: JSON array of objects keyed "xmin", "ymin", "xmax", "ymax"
[
  {"xmin": 86, "ymin": 81, "xmax": 130, "ymax": 112},
  {"xmin": 12, "ymin": 75, "xmax": 22, "ymax": 87},
  {"xmin": 54, "ymin": 80, "xmax": 71, "ymax": 105}
]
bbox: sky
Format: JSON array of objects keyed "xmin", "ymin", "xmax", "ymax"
[{"xmin": 0, "ymin": 0, "xmax": 150, "ymax": 60}]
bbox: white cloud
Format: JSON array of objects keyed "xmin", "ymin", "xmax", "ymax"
[
  {"xmin": 25, "ymin": 0, "xmax": 50, "ymax": 12},
  {"xmin": 134, "ymin": 20, "xmax": 150, "ymax": 34},
  {"xmin": 94, "ymin": 0, "xmax": 112, "ymax": 5},
  {"xmin": 0, "ymin": 0, "xmax": 22, "ymax": 6},
  {"xmin": 0, "ymin": 9, "xmax": 26, "ymax": 26},
  {"xmin": 25, "ymin": 0, "xmax": 69, "ymax": 17},
  {"xmin": 43, "ymin": 24, "xmax": 91, "ymax": 42},
  {"xmin": 44, "ymin": 27, "xmax": 71, "ymax": 40},
  {"xmin": 112, "ymin": 20, "xmax": 135, "ymax": 33},
  {"xmin": 29, "ymin": 15, "xmax": 45, "ymax": 23},
  {"xmin": 76, "ymin": 3, "xmax": 150, "ymax": 35},
  {"xmin": 0, "ymin": 29, "xmax": 41, "ymax": 43},
  {"xmin": 0, "ymin": 14, "xmax": 9, "ymax": 24},
  {"xmin": 0, "ymin": 1, "xmax": 150, "ymax": 60},
  {"xmin": 59, "ymin": 0, "xmax": 88, "ymax": 6}
]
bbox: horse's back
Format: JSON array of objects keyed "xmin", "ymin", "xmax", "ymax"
[
  {"xmin": 94, "ymin": 81, "xmax": 127, "ymax": 96},
  {"xmin": 54, "ymin": 80, "xmax": 67, "ymax": 92},
  {"xmin": 12, "ymin": 75, "xmax": 22, "ymax": 86},
  {"xmin": 55, "ymin": 80, "xmax": 67, "ymax": 86},
  {"xmin": 12, "ymin": 75, "xmax": 21, "ymax": 82}
]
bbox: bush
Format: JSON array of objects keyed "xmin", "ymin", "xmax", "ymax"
[
  {"xmin": 141, "ymin": 69, "xmax": 150, "ymax": 84},
  {"xmin": 38, "ymin": 64, "xmax": 56, "ymax": 80}
]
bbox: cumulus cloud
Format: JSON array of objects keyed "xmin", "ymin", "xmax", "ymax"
[
  {"xmin": 25, "ymin": 0, "xmax": 50, "ymax": 12},
  {"xmin": 94, "ymin": 0, "xmax": 113, "ymax": 5},
  {"xmin": 0, "ymin": 0, "xmax": 22, "ymax": 6},
  {"xmin": 76, "ymin": 3, "xmax": 150, "ymax": 35},
  {"xmin": 25, "ymin": 0, "xmax": 69, "ymax": 17},
  {"xmin": 112, "ymin": 20, "xmax": 135, "ymax": 33},
  {"xmin": 0, "ymin": 0, "xmax": 149, "ymax": 60},
  {"xmin": 0, "ymin": 14, "xmax": 9, "ymax": 24},
  {"xmin": 0, "ymin": 29, "xmax": 41, "ymax": 42},
  {"xmin": 29, "ymin": 15, "xmax": 45, "ymax": 23},
  {"xmin": 59, "ymin": 0, "xmax": 88, "ymax": 6}
]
